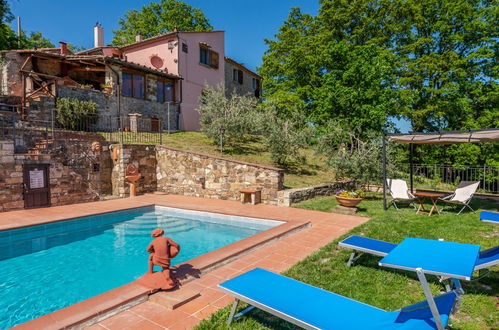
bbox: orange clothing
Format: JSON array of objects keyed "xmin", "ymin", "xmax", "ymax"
[{"xmin": 147, "ymin": 236, "xmax": 179, "ymax": 268}]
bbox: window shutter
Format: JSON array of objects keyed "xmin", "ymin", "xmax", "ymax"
[
  {"xmin": 238, "ymin": 70, "xmax": 243, "ymax": 84},
  {"xmin": 210, "ymin": 50, "xmax": 219, "ymax": 69}
]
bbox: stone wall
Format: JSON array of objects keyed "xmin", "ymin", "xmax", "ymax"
[
  {"xmin": 111, "ymin": 144, "xmax": 157, "ymax": 196},
  {"xmin": 155, "ymin": 146, "xmax": 283, "ymax": 204},
  {"xmin": 0, "ymin": 139, "xmax": 112, "ymax": 212},
  {"xmin": 109, "ymin": 144, "xmax": 284, "ymax": 205},
  {"xmin": 277, "ymin": 181, "xmax": 355, "ymax": 207}
]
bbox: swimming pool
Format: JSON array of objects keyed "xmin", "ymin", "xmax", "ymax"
[{"xmin": 0, "ymin": 206, "xmax": 282, "ymax": 329}]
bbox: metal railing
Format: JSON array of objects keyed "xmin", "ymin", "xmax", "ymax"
[
  {"xmin": 0, "ymin": 113, "xmax": 168, "ymax": 154},
  {"xmin": 392, "ymin": 163, "xmax": 499, "ymax": 194}
]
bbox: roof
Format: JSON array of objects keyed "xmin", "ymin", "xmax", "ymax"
[
  {"xmin": 119, "ymin": 30, "xmax": 224, "ymax": 50},
  {"xmin": 225, "ymin": 57, "xmax": 261, "ymax": 79},
  {"xmin": 388, "ymin": 129, "xmax": 499, "ymax": 144},
  {"xmin": 3, "ymin": 49, "xmax": 182, "ymax": 80}
]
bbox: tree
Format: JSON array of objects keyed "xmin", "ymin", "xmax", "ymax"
[
  {"xmin": 259, "ymin": 104, "xmax": 312, "ymax": 167},
  {"xmin": 20, "ymin": 31, "xmax": 54, "ymax": 49},
  {"xmin": 196, "ymin": 83, "xmax": 258, "ymax": 153},
  {"xmin": 0, "ymin": 0, "xmax": 16, "ymax": 50},
  {"xmin": 112, "ymin": 0, "xmax": 212, "ymax": 46}
]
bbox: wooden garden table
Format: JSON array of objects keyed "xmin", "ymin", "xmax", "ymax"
[{"xmin": 413, "ymin": 192, "xmax": 443, "ymax": 216}]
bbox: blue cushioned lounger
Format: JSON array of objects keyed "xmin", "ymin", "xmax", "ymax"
[
  {"xmin": 339, "ymin": 235, "xmax": 498, "ymax": 272},
  {"xmin": 338, "ymin": 235, "xmax": 397, "ymax": 266},
  {"xmin": 480, "ymin": 211, "xmax": 499, "ymax": 224},
  {"xmin": 475, "ymin": 246, "xmax": 499, "ymax": 271},
  {"xmin": 218, "ymin": 268, "xmax": 458, "ymax": 330}
]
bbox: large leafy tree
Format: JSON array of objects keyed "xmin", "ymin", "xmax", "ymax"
[
  {"xmin": 0, "ymin": 1, "xmax": 54, "ymax": 50},
  {"xmin": 260, "ymin": 0, "xmax": 497, "ymax": 139},
  {"xmin": 0, "ymin": 0, "xmax": 16, "ymax": 50},
  {"xmin": 112, "ymin": 0, "xmax": 213, "ymax": 46}
]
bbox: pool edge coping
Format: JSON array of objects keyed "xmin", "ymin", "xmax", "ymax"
[{"xmin": 8, "ymin": 200, "xmax": 310, "ymax": 330}]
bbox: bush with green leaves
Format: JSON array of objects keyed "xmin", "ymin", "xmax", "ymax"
[
  {"xmin": 318, "ymin": 121, "xmax": 397, "ymax": 188},
  {"xmin": 55, "ymin": 98, "xmax": 98, "ymax": 130},
  {"xmin": 196, "ymin": 83, "xmax": 258, "ymax": 153},
  {"xmin": 259, "ymin": 105, "xmax": 311, "ymax": 167}
]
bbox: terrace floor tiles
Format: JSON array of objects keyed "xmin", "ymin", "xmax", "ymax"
[{"xmin": 0, "ymin": 194, "xmax": 369, "ymax": 329}]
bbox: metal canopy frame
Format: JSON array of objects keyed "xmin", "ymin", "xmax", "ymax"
[{"xmin": 382, "ymin": 128, "xmax": 499, "ymax": 210}]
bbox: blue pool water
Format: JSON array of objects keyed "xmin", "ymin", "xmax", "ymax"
[{"xmin": 0, "ymin": 206, "xmax": 281, "ymax": 329}]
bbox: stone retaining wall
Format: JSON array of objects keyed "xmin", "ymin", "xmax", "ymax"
[
  {"xmin": 0, "ymin": 139, "xmax": 111, "ymax": 212},
  {"xmin": 111, "ymin": 144, "xmax": 157, "ymax": 196},
  {"xmin": 155, "ymin": 146, "xmax": 284, "ymax": 204},
  {"xmin": 277, "ymin": 181, "xmax": 355, "ymax": 207}
]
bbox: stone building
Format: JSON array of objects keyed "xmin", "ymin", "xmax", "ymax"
[
  {"xmin": 224, "ymin": 57, "xmax": 261, "ymax": 98},
  {"xmin": 0, "ymin": 24, "xmax": 260, "ymax": 131}
]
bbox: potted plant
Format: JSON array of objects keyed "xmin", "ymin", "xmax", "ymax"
[
  {"xmin": 335, "ymin": 189, "xmax": 365, "ymax": 207},
  {"xmin": 100, "ymin": 82, "xmax": 113, "ymax": 94}
]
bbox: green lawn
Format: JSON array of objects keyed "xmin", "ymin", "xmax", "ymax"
[{"xmin": 195, "ymin": 195, "xmax": 499, "ymax": 330}]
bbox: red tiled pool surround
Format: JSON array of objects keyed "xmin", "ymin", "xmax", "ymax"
[{"xmin": 1, "ymin": 194, "xmax": 369, "ymax": 329}]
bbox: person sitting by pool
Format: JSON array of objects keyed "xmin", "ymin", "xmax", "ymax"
[{"xmin": 147, "ymin": 228, "xmax": 180, "ymax": 274}]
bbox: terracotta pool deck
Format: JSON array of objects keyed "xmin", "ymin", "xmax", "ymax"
[{"xmin": 1, "ymin": 194, "xmax": 369, "ymax": 330}]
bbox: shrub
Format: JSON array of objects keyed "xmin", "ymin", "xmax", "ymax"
[
  {"xmin": 318, "ymin": 121, "xmax": 396, "ymax": 188},
  {"xmin": 56, "ymin": 98, "xmax": 98, "ymax": 130},
  {"xmin": 196, "ymin": 83, "xmax": 258, "ymax": 153},
  {"xmin": 259, "ymin": 105, "xmax": 311, "ymax": 167}
]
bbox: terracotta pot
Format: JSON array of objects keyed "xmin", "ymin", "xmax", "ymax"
[{"xmin": 335, "ymin": 196, "xmax": 363, "ymax": 207}]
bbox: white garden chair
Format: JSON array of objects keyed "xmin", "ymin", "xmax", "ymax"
[
  {"xmin": 386, "ymin": 179, "xmax": 416, "ymax": 210},
  {"xmin": 439, "ymin": 181, "xmax": 480, "ymax": 215}
]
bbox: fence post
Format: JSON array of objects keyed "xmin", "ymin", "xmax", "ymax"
[
  {"xmin": 159, "ymin": 118, "xmax": 163, "ymax": 145},
  {"xmin": 483, "ymin": 165, "xmax": 486, "ymax": 191},
  {"xmin": 120, "ymin": 117, "xmax": 124, "ymax": 144},
  {"xmin": 433, "ymin": 164, "xmax": 437, "ymax": 191}
]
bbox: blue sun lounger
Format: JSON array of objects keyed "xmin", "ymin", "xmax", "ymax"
[
  {"xmin": 480, "ymin": 211, "xmax": 499, "ymax": 224},
  {"xmin": 218, "ymin": 268, "xmax": 459, "ymax": 329},
  {"xmin": 339, "ymin": 235, "xmax": 499, "ymax": 271}
]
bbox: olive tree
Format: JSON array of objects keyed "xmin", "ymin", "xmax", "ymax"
[{"xmin": 197, "ymin": 83, "xmax": 258, "ymax": 154}]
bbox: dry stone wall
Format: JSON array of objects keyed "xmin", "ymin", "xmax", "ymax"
[
  {"xmin": 277, "ymin": 181, "xmax": 355, "ymax": 207},
  {"xmin": 155, "ymin": 146, "xmax": 284, "ymax": 204},
  {"xmin": 111, "ymin": 144, "xmax": 157, "ymax": 196},
  {"xmin": 109, "ymin": 145, "xmax": 284, "ymax": 205},
  {"xmin": 0, "ymin": 139, "xmax": 112, "ymax": 212}
]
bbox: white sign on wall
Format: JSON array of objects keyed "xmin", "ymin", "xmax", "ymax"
[{"xmin": 29, "ymin": 169, "xmax": 45, "ymax": 189}]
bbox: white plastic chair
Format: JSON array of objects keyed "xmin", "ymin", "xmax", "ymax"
[
  {"xmin": 386, "ymin": 179, "xmax": 416, "ymax": 210},
  {"xmin": 439, "ymin": 181, "xmax": 480, "ymax": 215}
]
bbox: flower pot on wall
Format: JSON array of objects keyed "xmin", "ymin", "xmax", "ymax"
[{"xmin": 335, "ymin": 196, "xmax": 363, "ymax": 207}]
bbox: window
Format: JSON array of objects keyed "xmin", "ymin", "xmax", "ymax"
[
  {"xmin": 156, "ymin": 80, "xmax": 175, "ymax": 103},
  {"xmin": 122, "ymin": 72, "xmax": 144, "ymax": 98},
  {"xmin": 199, "ymin": 46, "xmax": 219, "ymax": 69},
  {"xmin": 233, "ymin": 69, "xmax": 243, "ymax": 84},
  {"xmin": 182, "ymin": 43, "xmax": 188, "ymax": 53},
  {"xmin": 252, "ymin": 78, "xmax": 260, "ymax": 90}
]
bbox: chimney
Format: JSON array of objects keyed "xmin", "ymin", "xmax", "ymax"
[
  {"xmin": 94, "ymin": 22, "xmax": 104, "ymax": 47},
  {"xmin": 59, "ymin": 41, "xmax": 69, "ymax": 55},
  {"xmin": 135, "ymin": 32, "xmax": 143, "ymax": 42}
]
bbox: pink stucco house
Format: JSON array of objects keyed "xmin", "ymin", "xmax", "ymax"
[{"xmin": 117, "ymin": 29, "xmax": 227, "ymax": 131}]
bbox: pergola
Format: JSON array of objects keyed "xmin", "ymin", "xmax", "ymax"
[{"xmin": 382, "ymin": 128, "xmax": 499, "ymax": 210}]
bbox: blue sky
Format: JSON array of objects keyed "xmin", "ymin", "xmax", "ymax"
[
  {"xmin": 7, "ymin": 0, "xmax": 411, "ymax": 132},
  {"xmin": 7, "ymin": 0, "xmax": 319, "ymax": 72}
]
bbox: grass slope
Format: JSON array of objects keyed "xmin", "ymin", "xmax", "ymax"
[{"xmin": 195, "ymin": 195, "xmax": 498, "ymax": 329}]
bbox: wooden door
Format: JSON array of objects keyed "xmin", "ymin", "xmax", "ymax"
[{"xmin": 23, "ymin": 164, "xmax": 50, "ymax": 209}]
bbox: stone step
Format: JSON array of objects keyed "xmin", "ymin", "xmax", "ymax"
[{"xmin": 148, "ymin": 287, "xmax": 200, "ymax": 310}]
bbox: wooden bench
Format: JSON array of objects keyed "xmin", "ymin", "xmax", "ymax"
[{"xmin": 240, "ymin": 189, "xmax": 261, "ymax": 205}]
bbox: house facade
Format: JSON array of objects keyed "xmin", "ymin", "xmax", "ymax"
[
  {"xmin": 0, "ymin": 24, "xmax": 260, "ymax": 131},
  {"xmin": 224, "ymin": 57, "xmax": 261, "ymax": 99}
]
